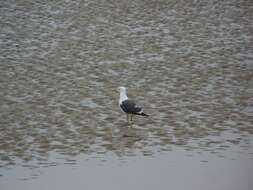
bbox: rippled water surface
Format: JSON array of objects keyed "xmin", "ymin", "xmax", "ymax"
[{"xmin": 1, "ymin": 0, "xmax": 253, "ymax": 189}]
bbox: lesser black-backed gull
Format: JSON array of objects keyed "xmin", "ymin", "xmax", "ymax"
[{"xmin": 118, "ymin": 86, "xmax": 149, "ymax": 123}]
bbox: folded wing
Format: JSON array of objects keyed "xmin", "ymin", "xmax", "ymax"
[{"xmin": 120, "ymin": 99, "xmax": 142, "ymax": 114}]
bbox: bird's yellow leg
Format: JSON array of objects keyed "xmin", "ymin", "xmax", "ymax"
[{"xmin": 126, "ymin": 114, "xmax": 133, "ymax": 127}]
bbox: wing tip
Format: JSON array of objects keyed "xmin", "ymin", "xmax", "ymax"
[{"xmin": 140, "ymin": 112, "xmax": 149, "ymax": 117}]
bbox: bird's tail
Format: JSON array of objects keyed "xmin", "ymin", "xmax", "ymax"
[{"xmin": 140, "ymin": 112, "xmax": 149, "ymax": 117}]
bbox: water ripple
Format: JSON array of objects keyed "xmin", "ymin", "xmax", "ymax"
[{"xmin": 0, "ymin": 0, "xmax": 253, "ymax": 170}]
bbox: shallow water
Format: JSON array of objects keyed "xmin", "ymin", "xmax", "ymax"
[{"xmin": 1, "ymin": 0, "xmax": 253, "ymax": 189}]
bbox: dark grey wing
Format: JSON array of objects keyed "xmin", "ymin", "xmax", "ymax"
[{"xmin": 120, "ymin": 99, "xmax": 142, "ymax": 114}]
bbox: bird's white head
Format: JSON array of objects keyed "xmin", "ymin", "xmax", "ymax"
[
  {"xmin": 118, "ymin": 86, "xmax": 126, "ymax": 93},
  {"xmin": 118, "ymin": 86, "xmax": 128, "ymax": 104}
]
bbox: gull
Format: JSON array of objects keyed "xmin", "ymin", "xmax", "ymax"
[{"xmin": 118, "ymin": 86, "xmax": 149, "ymax": 123}]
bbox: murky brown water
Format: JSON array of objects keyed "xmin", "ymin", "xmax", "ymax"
[{"xmin": 1, "ymin": 0, "xmax": 253, "ymax": 189}]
